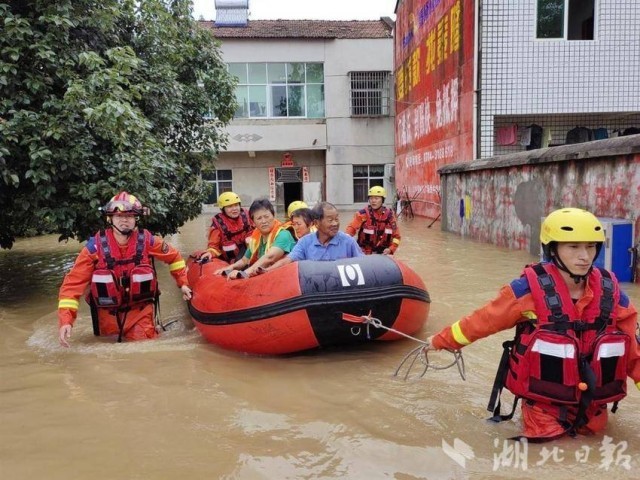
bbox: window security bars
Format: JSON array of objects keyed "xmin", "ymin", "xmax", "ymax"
[{"xmin": 349, "ymin": 71, "xmax": 391, "ymax": 117}]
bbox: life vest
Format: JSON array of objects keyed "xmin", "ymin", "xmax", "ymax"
[
  {"xmin": 212, "ymin": 210, "xmax": 253, "ymax": 262},
  {"xmin": 247, "ymin": 219, "xmax": 285, "ymax": 265},
  {"xmin": 89, "ymin": 229, "xmax": 158, "ymax": 310},
  {"xmin": 282, "ymin": 220, "xmax": 295, "ymax": 239},
  {"xmin": 357, "ymin": 206, "xmax": 394, "ymax": 254},
  {"xmin": 488, "ymin": 263, "xmax": 630, "ymax": 432}
]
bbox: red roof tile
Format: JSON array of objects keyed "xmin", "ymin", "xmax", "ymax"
[{"xmin": 199, "ymin": 19, "xmax": 393, "ymax": 39}]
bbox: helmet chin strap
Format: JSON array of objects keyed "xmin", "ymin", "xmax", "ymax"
[
  {"xmin": 109, "ymin": 217, "xmax": 136, "ymax": 237},
  {"xmin": 548, "ymin": 242, "xmax": 601, "ymax": 284},
  {"xmin": 112, "ymin": 224, "xmax": 134, "ymax": 237},
  {"xmin": 551, "ymin": 256, "xmax": 591, "ymax": 284}
]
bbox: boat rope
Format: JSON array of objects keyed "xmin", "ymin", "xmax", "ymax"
[
  {"xmin": 342, "ymin": 311, "xmax": 466, "ymax": 381},
  {"xmin": 342, "ymin": 311, "xmax": 427, "ymax": 342},
  {"xmin": 394, "ymin": 344, "xmax": 466, "ymax": 382}
]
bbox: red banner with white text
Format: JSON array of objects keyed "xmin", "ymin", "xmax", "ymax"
[{"xmin": 394, "ymin": 0, "xmax": 475, "ymax": 218}]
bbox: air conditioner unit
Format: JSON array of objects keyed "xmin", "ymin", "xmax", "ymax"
[{"xmin": 384, "ymin": 163, "xmax": 395, "ymax": 181}]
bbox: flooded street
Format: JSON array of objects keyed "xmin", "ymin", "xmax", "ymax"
[{"xmin": 1, "ymin": 213, "xmax": 638, "ymax": 480}]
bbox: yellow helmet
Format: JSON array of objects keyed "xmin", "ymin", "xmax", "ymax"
[
  {"xmin": 540, "ymin": 208, "xmax": 604, "ymax": 245},
  {"xmin": 368, "ymin": 186, "xmax": 386, "ymax": 198},
  {"xmin": 287, "ymin": 200, "xmax": 308, "ymax": 218},
  {"xmin": 218, "ymin": 191, "xmax": 241, "ymax": 209}
]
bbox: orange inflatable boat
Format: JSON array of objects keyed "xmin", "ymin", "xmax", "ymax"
[{"xmin": 187, "ymin": 255, "xmax": 430, "ymax": 354}]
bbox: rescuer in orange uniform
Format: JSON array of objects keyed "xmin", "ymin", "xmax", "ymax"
[
  {"xmin": 200, "ymin": 191, "xmax": 254, "ymax": 264},
  {"xmin": 426, "ymin": 208, "xmax": 640, "ymax": 441},
  {"xmin": 346, "ymin": 186, "xmax": 401, "ymax": 255},
  {"xmin": 57, "ymin": 192, "xmax": 192, "ymax": 346}
]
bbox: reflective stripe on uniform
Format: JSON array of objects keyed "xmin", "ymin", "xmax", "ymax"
[
  {"xmin": 636, "ymin": 381, "xmax": 640, "ymax": 391},
  {"xmin": 58, "ymin": 299, "xmax": 79, "ymax": 310},
  {"xmin": 92, "ymin": 274, "xmax": 115, "ymax": 283},
  {"xmin": 132, "ymin": 273, "xmax": 154, "ymax": 283},
  {"xmin": 392, "ymin": 238, "xmax": 401, "ymax": 245},
  {"xmin": 451, "ymin": 321, "xmax": 471, "ymax": 346},
  {"xmin": 169, "ymin": 259, "xmax": 186, "ymax": 271}
]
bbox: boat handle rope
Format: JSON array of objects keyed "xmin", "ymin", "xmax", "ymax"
[
  {"xmin": 394, "ymin": 344, "xmax": 466, "ymax": 382},
  {"xmin": 341, "ymin": 311, "xmax": 466, "ymax": 382}
]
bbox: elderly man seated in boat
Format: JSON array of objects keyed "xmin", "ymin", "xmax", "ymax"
[
  {"xmin": 214, "ymin": 199, "xmax": 296, "ymax": 279},
  {"xmin": 267, "ymin": 202, "xmax": 363, "ymax": 271}
]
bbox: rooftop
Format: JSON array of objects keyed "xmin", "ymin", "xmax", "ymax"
[{"xmin": 199, "ymin": 19, "xmax": 393, "ymax": 39}]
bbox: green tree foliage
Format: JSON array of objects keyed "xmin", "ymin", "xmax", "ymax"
[{"xmin": 0, "ymin": 0, "xmax": 236, "ymax": 248}]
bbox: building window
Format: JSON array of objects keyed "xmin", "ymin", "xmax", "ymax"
[
  {"xmin": 349, "ymin": 71, "xmax": 391, "ymax": 117},
  {"xmin": 202, "ymin": 170, "xmax": 233, "ymax": 205},
  {"xmin": 228, "ymin": 62, "xmax": 324, "ymax": 119},
  {"xmin": 353, "ymin": 165, "xmax": 385, "ymax": 202},
  {"xmin": 536, "ymin": 0, "xmax": 595, "ymax": 40}
]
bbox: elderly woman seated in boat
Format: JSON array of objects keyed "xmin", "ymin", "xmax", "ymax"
[
  {"xmin": 288, "ymin": 207, "xmax": 314, "ymax": 240},
  {"xmin": 214, "ymin": 199, "xmax": 296, "ymax": 279}
]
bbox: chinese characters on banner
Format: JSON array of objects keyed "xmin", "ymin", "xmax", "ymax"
[
  {"xmin": 268, "ymin": 167, "xmax": 276, "ymax": 201},
  {"xmin": 394, "ymin": 0, "xmax": 475, "ymax": 218},
  {"xmin": 302, "ymin": 167, "xmax": 309, "ymax": 183}
]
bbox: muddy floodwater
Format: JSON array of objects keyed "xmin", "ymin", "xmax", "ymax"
[{"xmin": 1, "ymin": 213, "xmax": 638, "ymax": 479}]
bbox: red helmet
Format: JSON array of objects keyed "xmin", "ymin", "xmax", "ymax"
[{"xmin": 102, "ymin": 191, "xmax": 145, "ymax": 216}]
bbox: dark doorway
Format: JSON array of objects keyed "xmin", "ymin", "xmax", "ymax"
[{"xmin": 284, "ymin": 182, "xmax": 303, "ymax": 214}]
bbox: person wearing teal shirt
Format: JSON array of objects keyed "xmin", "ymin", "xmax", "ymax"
[
  {"xmin": 214, "ymin": 199, "xmax": 295, "ymax": 279},
  {"xmin": 244, "ymin": 225, "xmax": 295, "ymax": 259}
]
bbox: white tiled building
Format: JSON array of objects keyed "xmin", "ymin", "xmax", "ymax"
[
  {"xmin": 200, "ymin": 17, "xmax": 396, "ymax": 214},
  {"xmin": 480, "ymin": 0, "xmax": 640, "ymax": 157},
  {"xmin": 393, "ymin": 0, "xmax": 640, "ymax": 218}
]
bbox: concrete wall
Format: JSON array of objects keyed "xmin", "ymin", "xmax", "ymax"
[
  {"xmin": 206, "ymin": 150, "xmax": 326, "ymax": 213},
  {"xmin": 439, "ymin": 135, "xmax": 640, "ymax": 281},
  {"xmin": 221, "ymin": 39, "xmax": 328, "ymax": 155},
  {"xmin": 215, "ymin": 36, "xmax": 395, "ymax": 209},
  {"xmin": 225, "ymin": 119, "xmax": 327, "ymax": 152},
  {"xmin": 323, "ymin": 38, "xmax": 396, "ymax": 207}
]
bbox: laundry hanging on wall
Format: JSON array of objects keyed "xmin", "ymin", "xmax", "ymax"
[
  {"xmin": 593, "ymin": 127, "xmax": 609, "ymax": 140},
  {"xmin": 519, "ymin": 126, "xmax": 532, "ymax": 147},
  {"xmin": 526, "ymin": 124, "xmax": 543, "ymax": 150},
  {"xmin": 541, "ymin": 127, "xmax": 552, "ymax": 148},
  {"xmin": 496, "ymin": 124, "xmax": 518, "ymax": 145},
  {"xmin": 565, "ymin": 126, "xmax": 593, "ymax": 144}
]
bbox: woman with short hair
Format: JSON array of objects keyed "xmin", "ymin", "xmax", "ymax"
[
  {"xmin": 214, "ymin": 199, "xmax": 295, "ymax": 279},
  {"xmin": 290, "ymin": 207, "xmax": 314, "ymax": 240}
]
